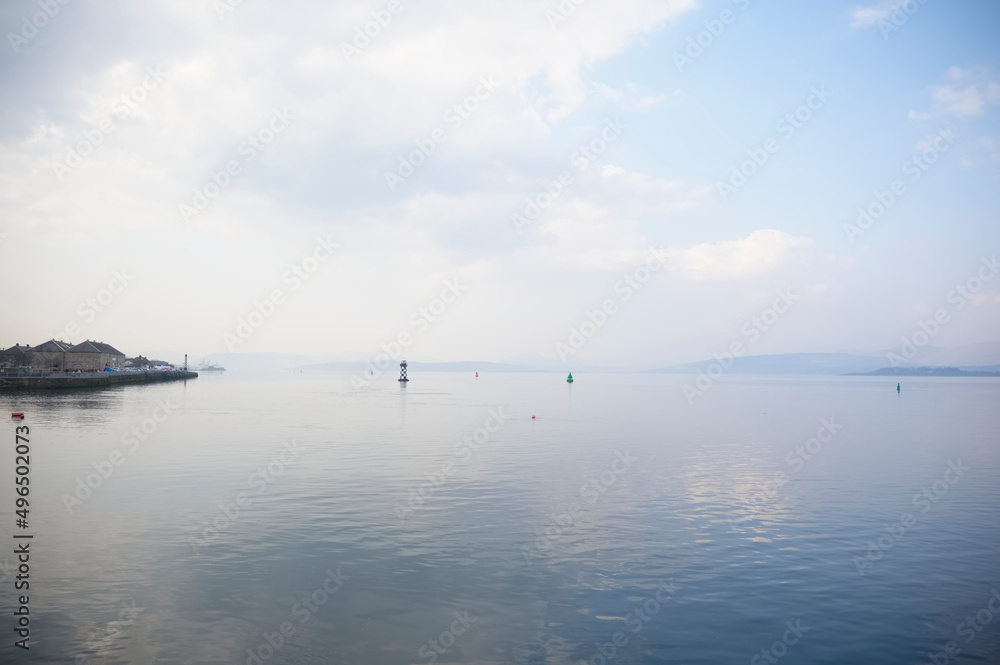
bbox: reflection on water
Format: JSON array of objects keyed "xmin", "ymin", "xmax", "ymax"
[{"xmin": 1, "ymin": 373, "xmax": 998, "ymax": 664}]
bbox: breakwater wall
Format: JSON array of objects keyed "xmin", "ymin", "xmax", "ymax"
[{"xmin": 0, "ymin": 371, "xmax": 198, "ymax": 392}]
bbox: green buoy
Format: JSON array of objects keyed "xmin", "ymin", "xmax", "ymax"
[
  {"xmin": 567, "ymin": 372, "xmax": 574, "ymax": 383},
  {"xmin": 897, "ymin": 383, "xmax": 900, "ymax": 392}
]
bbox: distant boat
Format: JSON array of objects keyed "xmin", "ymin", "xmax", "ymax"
[
  {"xmin": 567, "ymin": 372, "xmax": 574, "ymax": 383},
  {"xmin": 196, "ymin": 363, "xmax": 226, "ymax": 372}
]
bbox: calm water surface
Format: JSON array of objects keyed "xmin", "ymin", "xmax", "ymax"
[{"xmin": 1, "ymin": 372, "xmax": 998, "ymax": 664}]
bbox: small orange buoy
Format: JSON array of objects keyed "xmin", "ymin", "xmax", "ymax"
[{"xmin": 475, "ymin": 372, "xmax": 478, "ymax": 377}]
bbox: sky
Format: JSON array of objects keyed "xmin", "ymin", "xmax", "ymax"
[{"xmin": 0, "ymin": 0, "xmax": 998, "ymax": 366}]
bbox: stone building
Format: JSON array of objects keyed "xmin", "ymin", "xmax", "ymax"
[
  {"xmin": 0, "ymin": 339, "xmax": 126, "ymax": 371},
  {"xmin": 0, "ymin": 344, "xmax": 28, "ymax": 369},
  {"xmin": 26, "ymin": 339, "xmax": 73, "ymax": 370},
  {"xmin": 63, "ymin": 341, "xmax": 126, "ymax": 371}
]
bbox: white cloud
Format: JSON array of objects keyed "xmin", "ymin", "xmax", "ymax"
[
  {"xmin": 927, "ymin": 82, "xmax": 999, "ymax": 116},
  {"xmin": 947, "ymin": 66, "xmax": 971, "ymax": 82},
  {"xmin": 5, "ymin": 0, "xmax": 992, "ymax": 364},
  {"xmin": 527, "ymin": 203, "xmax": 810, "ymax": 281},
  {"xmin": 848, "ymin": 1, "xmax": 898, "ymax": 28},
  {"xmin": 592, "ymin": 82, "xmax": 668, "ymax": 111},
  {"xmin": 1, "ymin": 0, "xmax": 700, "ymax": 234},
  {"xmin": 597, "ymin": 164, "xmax": 711, "ymax": 215},
  {"xmin": 600, "ymin": 164, "xmax": 711, "ymax": 208},
  {"xmin": 530, "ymin": 199, "xmax": 647, "ymax": 271},
  {"xmin": 909, "ymin": 68, "xmax": 1000, "ymax": 120},
  {"xmin": 977, "ymin": 136, "xmax": 1000, "ymax": 161},
  {"xmin": 655, "ymin": 229, "xmax": 812, "ymax": 282}
]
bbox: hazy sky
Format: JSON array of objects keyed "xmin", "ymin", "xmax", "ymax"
[{"xmin": 1, "ymin": 0, "xmax": 998, "ymax": 365}]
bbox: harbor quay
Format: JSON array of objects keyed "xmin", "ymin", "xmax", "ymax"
[
  {"xmin": 0, "ymin": 338, "xmax": 197, "ymax": 391},
  {"xmin": 0, "ymin": 368, "xmax": 198, "ymax": 391}
]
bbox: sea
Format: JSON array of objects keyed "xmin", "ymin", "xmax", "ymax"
[{"xmin": 1, "ymin": 371, "xmax": 998, "ymax": 664}]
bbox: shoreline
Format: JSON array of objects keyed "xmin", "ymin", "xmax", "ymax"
[{"xmin": 0, "ymin": 370, "xmax": 198, "ymax": 392}]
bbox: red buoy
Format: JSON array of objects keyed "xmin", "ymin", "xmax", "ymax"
[{"xmin": 531, "ymin": 415, "xmax": 535, "ymax": 419}]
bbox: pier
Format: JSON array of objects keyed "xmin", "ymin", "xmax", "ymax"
[{"xmin": 0, "ymin": 370, "xmax": 198, "ymax": 392}]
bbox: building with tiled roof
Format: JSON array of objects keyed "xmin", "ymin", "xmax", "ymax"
[
  {"xmin": 0, "ymin": 339, "xmax": 126, "ymax": 371},
  {"xmin": 0, "ymin": 344, "xmax": 28, "ymax": 369},
  {"xmin": 65, "ymin": 340, "xmax": 126, "ymax": 371},
  {"xmin": 26, "ymin": 339, "xmax": 74, "ymax": 370},
  {"xmin": 86, "ymin": 341, "xmax": 124, "ymax": 356},
  {"xmin": 32, "ymin": 339, "xmax": 72, "ymax": 352}
]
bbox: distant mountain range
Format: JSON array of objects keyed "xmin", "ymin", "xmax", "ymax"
[
  {"xmin": 295, "ymin": 360, "xmax": 545, "ymax": 373},
  {"xmin": 644, "ymin": 343, "xmax": 1000, "ymax": 375},
  {"xmin": 845, "ymin": 367, "xmax": 1000, "ymax": 377},
  {"xmin": 887, "ymin": 341, "xmax": 1000, "ymax": 367},
  {"xmin": 646, "ymin": 353, "xmax": 889, "ymax": 375},
  {"xmin": 195, "ymin": 343, "xmax": 1000, "ymax": 376}
]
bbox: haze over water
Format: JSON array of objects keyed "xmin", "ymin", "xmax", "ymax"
[{"xmin": 2, "ymin": 371, "xmax": 998, "ymax": 664}]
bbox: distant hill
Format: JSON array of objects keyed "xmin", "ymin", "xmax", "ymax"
[
  {"xmin": 295, "ymin": 360, "xmax": 540, "ymax": 373},
  {"xmin": 200, "ymin": 353, "xmax": 322, "ymax": 371},
  {"xmin": 295, "ymin": 360, "xmax": 622, "ymax": 373},
  {"xmin": 648, "ymin": 353, "xmax": 889, "ymax": 375},
  {"xmin": 501, "ymin": 354, "xmax": 565, "ymax": 371},
  {"xmin": 648, "ymin": 347, "xmax": 1000, "ymax": 376},
  {"xmin": 194, "ymin": 344, "xmax": 1000, "ymax": 376},
  {"xmin": 844, "ymin": 366, "xmax": 1000, "ymax": 377},
  {"xmin": 880, "ymin": 342, "xmax": 1000, "ymax": 368}
]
